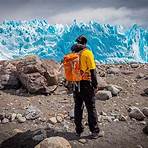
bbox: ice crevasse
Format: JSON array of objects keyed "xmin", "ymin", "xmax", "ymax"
[{"xmin": 0, "ymin": 20, "xmax": 148, "ymax": 63}]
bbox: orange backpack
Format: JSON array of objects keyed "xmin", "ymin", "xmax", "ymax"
[{"xmin": 63, "ymin": 52, "xmax": 82, "ymax": 82}]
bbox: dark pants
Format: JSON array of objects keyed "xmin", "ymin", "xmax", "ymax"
[{"xmin": 73, "ymin": 80, "xmax": 99, "ymax": 134}]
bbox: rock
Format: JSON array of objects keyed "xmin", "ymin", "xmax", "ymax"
[
  {"xmin": 16, "ymin": 113, "xmax": 23, "ymax": 119},
  {"xmin": 131, "ymin": 64, "xmax": 139, "ymax": 68},
  {"xmin": 69, "ymin": 109, "xmax": 74, "ymax": 119},
  {"xmin": 129, "ymin": 107, "xmax": 145, "ymax": 121},
  {"xmin": 32, "ymin": 129, "xmax": 47, "ymax": 142},
  {"xmin": 128, "ymin": 106, "xmax": 139, "ymax": 112},
  {"xmin": 48, "ymin": 117, "xmax": 57, "ymax": 124},
  {"xmin": 39, "ymin": 117, "xmax": 47, "ymax": 122},
  {"xmin": 136, "ymin": 73, "xmax": 145, "ymax": 79},
  {"xmin": 17, "ymin": 116, "xmax": 26, "ymax": 123},
  {"xmin": 11, "ymin": 113, "xmax": 17, "ymax": 121},
  {"xmin": 25, "ymin": 106, "xmax": 41, "ymax": 120},
  {"xmin": 2, "ymin": 118, "xmax": 9, "ymax": 123},
  {"xmin": 106, "ymin": 116, "xmax": 114, "ymax": 122},
  {"xmin": 98, "ymin": 131, "xmax": 105, "ymax": 137},
  {"xmin": 56, "ymin": 115, "xmax": 63, "ymax": 123},
  {"xmin": 34, "ymin": 136, "xmax": 71, "ymax": 148},
  {"xmin": 107, "ymin": 67, "xmax": 120, "ymax": 74},
  {"xmin": 143, "ymin": 125, "xmax": 148, "ymax": 135},
  {"xmin": 13, "ymin": 129, "xmax": 23, "ymax": 134},
  {"xmin": 16, "ymin": 56, "xmax": 60, "ymax": 94},
  {"xmin": 100, "ymin": 111, "xmax": 107, "ymax": 116},
  {"xmin": 97, "ymin": 76, "xmax": 107, "ymax": 89},
  {"xmin": 78, "ymin": 139, "xmax": 87, "ymax": 144},
  {"xmin": 0, "ymin": 113, "xmax": 5, "ymax": 121},
  {"xmin": 98, "ymin": 115, "xmax": 102, "ymax": 122},
  {"xmin": 114, "ymin": 119, "xmax": 119, "ymax": 122},
  {"xmin": 144, "ymin": 88, "xmax": 148, "ymax": 95},
  {"xmin": 96, "ymin": 90, "xmax": 112, "ymax": 101},
  {"xmin": 136, "ymin": 145, "xmax": 143, "ymax": 148},
  {"xmin": 121, "ymin": 70, "xmax": 133, "ymax": 75},
  {"xmin": 142, "ymin": 107, "xmax": 148, "ymax": 117},
  {"xmin": 119, "ymin": 115, "xmax": 127, "ymax": 121},
  {"xmin": 106, "ymin": 85, "xmax": 120, "ymax": 96},
  {"xmin": 19, "ymin": 72, "xmax": 48, "ymax": 94},
  {"xmin": 0, "ymin": 62, "xmax": 21, "ymax": 89},
  {"xmin": 139, "ymin": 121, "xmax": 147, "ymax": 125}
]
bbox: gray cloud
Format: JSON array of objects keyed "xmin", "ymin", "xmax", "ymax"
[{"xmin": 0, "ymin": 0, "xmax": 148, "ymax": 27}]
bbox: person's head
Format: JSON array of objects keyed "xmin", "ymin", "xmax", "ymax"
[
  {"xmin": 71, "ymin": 43, "xmax": 86, "ymax": 53},
  {"xmin": 76, "ymin": 35, "xmax": 87, "ymax": 45}
]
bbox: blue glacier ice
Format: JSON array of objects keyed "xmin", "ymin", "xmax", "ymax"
[{"xmin": 0, "ymin": 19, "xmax": 148, "ymax": 63}]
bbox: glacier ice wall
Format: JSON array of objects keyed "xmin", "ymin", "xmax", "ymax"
[{"xmin": 0, "ymin": 20, "xmax": 148, "ymax": 63}]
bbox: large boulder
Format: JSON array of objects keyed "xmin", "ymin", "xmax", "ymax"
[
  {"xmin": 0, "ymin": 61, "xmax": 20, "ymax": 89},
  {"xmin": 35, "ymin": 136, "xmax": 71, "ymax": 148},
  {"xmin": 16, "ymin": 56, "xmax": 60, "ymax": 94}
]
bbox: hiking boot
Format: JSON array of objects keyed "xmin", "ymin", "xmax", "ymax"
[{"xmin": 91, "ymin": 132, "xmax": 99, "ymax": 139}]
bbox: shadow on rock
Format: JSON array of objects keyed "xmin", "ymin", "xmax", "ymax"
[{"xmin": 0, "ymin": 128, "xmax": 79, "ymax": 148}]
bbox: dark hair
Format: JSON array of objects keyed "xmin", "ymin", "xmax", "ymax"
[
  {"xmin": 71, "ymin": 44, "xmax": 86, "ymax": 53},
  {"xmin": 76, "ymin": 35, "xmax": 87, "ymax": 45}
]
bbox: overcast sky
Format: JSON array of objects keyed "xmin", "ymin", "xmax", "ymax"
[{"xmin": 0, "ymin": 0, "xmax": 148, "ymax": 27}]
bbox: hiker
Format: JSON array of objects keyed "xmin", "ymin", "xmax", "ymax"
[{"xmin": 71, "ymin": 35, "xmax": 100, "ymax": 139}]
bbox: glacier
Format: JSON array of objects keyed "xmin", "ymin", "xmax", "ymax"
[{"xmin": 0, "ymin": 19, "xmax": 148, "ymax": 63}]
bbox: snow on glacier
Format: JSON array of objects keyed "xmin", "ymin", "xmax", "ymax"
[{"xmin": 0, "ymin": 20, "xmax": 148, "ymax": 63}]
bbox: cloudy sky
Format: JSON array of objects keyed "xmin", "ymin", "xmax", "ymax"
[{"xmin": 0, "ymin": 0, "xmax": 148, "ymax": 27}]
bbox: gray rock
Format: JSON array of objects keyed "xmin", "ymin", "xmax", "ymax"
[
  {"xmin": 48, "ymin": 117, "xmax": 57, "ymax": 124},
  {"xmin": 142, "ymin": 107, "xmax": 148, "ymax": 117},
  {"xmin": 2, "ymin": 118, "xmax": 9, "ymax": 124},
  {"xmin": 78, "ymin": 139, "xmax": 87, "ymax": 144},
  {"xmin": 128, "ymin": 106, "xmax": 139, "ymax": 112},
  {"xmin": 107, "ymin": 67, "xmax": 120, "ymax": 74},
  {"xmin": 121, "ymin": 70, "xmax": 133, "ymax": 75},
  {"xmin": 18, "ymin": 116, "xmax": 26, "ymax": 123},
  {"xmin": 97, "ymin": 76, "xmax": 107, "ymax": 89},
  {"xmin": 25, "ymin": 106, "xmax": 41, "ymax": 120},
  {"xmin": 0, "ymin": 113, "xmax": 5, "ymax": 121},
  {"xmin": 144, "ymin": 88, "xmax": 148, "ymax": 95},
  {"xmin": 34, "ymin": 136, "xmax": 71, "ymax": 148},
  {"xmin": 16, "ymin": 56, "xmax": 60, "ymax": 94},
  {"xmin": 11, "ymin": 113, "xmax": 17, "ymax": 121},
  {"xmin": 129, "ymin": 108, "xmax": 145, "ymax": 121},
  {"xmin": 136, "ymin": 73, "xmax": 145, "ymax": 79},
  {"xmin": 131, "ymin": 64, "xmax": 139, "ymax": 68},
  {"xmin": 0, "ymin": 62, "xmax": 20, "ymax": 89},
  {"xmin": 136, "ymin": 145, "xmax": 143, "ymax": 148},
  {"xmin": 106, "ymin": 85, "xmax": 120, "ymax": 96},
  {"xmin": 69, "ymin": 109, "xmax": 74, "ymax": 119},
  {"xmin": 96, "ymin": 90, "xmax": 112, "ymax": 101},
  {"xmin": 119, "ymin": 115, "xmax": 127, "ymax": 121},
  {"xmin": 143, "ymin": 125, "xmax": 148, "ymax": 135},
  {"xmin": 32, "ymin": 129, "xmax": 47, "ymax": 141},
  {"xmin": 139, "ymin": 121, "xmax": 147, "ymax": 125},
  {"xmin": 98, "ymin": 131, "xmax": 105, "ymax": 137},
  {"xmin": 56, "ymin": 115, "xmax": 63, "ymax": 123}
]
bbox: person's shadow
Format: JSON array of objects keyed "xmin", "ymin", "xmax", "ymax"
[{"xmin": 0, "ymin": 127, "xmax": 87, "ymax": 148}]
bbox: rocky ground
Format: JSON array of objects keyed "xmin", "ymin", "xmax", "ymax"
[{"xmin": 0, "ymin": 58, "xmax": 148, "ymax": 148}]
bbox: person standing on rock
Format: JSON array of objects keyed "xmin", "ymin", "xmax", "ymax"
[{"xmin": 71, "ymin": 35, "xmax": 100, "ymax": 139}]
